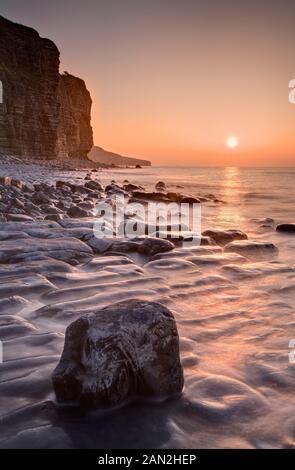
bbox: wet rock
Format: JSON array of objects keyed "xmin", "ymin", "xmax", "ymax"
[
  {"xmin": 44, "ymin": 214, "xmax": 64, "ymax": 222},
  {"xmin": 276, "ymin": 223, "xmax": 295, "ymax": 234},
  {"xmin": 200, "ymin": 236, "xmax": 217, "ymax": 246},
  {"xmin": 14, "ymin": 198, "xmax": 25, "ymax": 210},
  {"xmin": 32, "ymin": 192, "xmax": 52, "ymax": 206},
  {"xmin": 0, "ymin": 237, "xmax": 93, "ymax": 264},
  {"xmin": 52, "ymin": 299, "xmax": 184, "ymax": 408},
  {"xmin": 188, "ymin": 252, "xmax": 247, "ymax": 266},
  {"xmin": 180, "ymin": 196, "xmax": 201, "ymax": 204},
  {"xmin": 138, "ymin": 237, "xmax": 175, "ymax": 256},
  {"xmin": 59, "ymin": 219, "xmax": 94, "ymax": 229},
  {"xmin": 155, "ymin": 181, "xmax": 166, "ymax": 191},
  {"xmin": 123, "ymin": 183, "xmax": 142, "ymax": 192},
  {"xmin": 0, "ymin": 315, "xmax": 37, "ymax": 340},
  {"xmin": 56, "ymin": 180, "xmax": 72, "ymax": 190},
  {"xmin": 11, "ymin": 179, "xmax": 24, "ymax": 190},
  {"xmin": 222, "ymin": 261, "xmax": 294, "ymax": 279},
  {"xmin": 110, "ymin": 240, "xmax": 141, "ymax": 253},
  {"xmin": 43, "ymin": 205, "xmax": 63, "ymax": 215},
  {"xmin": 77, "ymin": 201, "xmax": 94, "ymax": 211},
  {"xmin": 22, "ymin": 182, "xmax": 35, "ymax": 193},
  {"xmin": 0, "ymin": 221, "xmax": 61, "ymax": 231},
  {"xmin": 0, "ymin": 176, "xmax": 12, "ymax": 186},
  {"xmin": 202, "ymin": 229, "xmax": 248, "ymax": 246},
  {"xmin": 84, "ymin": 180, "xmax": 103, "ymax": 191},
  {"xmin": 166, "ymin": 192, "xmax": 181, "ymax": 202},
  {"xmin": 252, "ymin": 217, "xmax": 274, "ymax": 226},
  {"xmin": 86, "ymin": 236, "xmax": 113, "ymax": 253},
  {"xmin": 224, "ymin": 240, "xmax": 278, "ymax": 260},
  {"xmin": 105, "ymin": 183, "xmax": 124, "ymax": 194},
  {"xmin": 6, "ymin": 214, "xmax": 34, "ymax": 222},
  {"xmin": 0, "ymin": 296, "xmax": 29, "ymax": 315},
  {"xmin": 0, "ymin": 275, "xmax": 56, "ymax": 300},
  {"xmin": 0, "ymin": 231, "xmax": 30, "ymax": 241},
  {"xmin": 67, "ymin": 205, "xmax": 89, "ymax": 218},
  {"xmin": 131, "ymin": 191, "xmax": 170, "ymax": 203},
  {"xmin": 0, "ymin": 258, "xmax": 76, "ymax": 278}
]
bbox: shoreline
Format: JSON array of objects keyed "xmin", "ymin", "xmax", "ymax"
[{"xmin": 0, "ymin": 161, "xmax": 295, "ymax": 448}]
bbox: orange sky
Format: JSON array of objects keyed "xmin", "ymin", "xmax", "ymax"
[{"xmin": 2, "ymin": 0, "xmax": 295, "ymax": 165}]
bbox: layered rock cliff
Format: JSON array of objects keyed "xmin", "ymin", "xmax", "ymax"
[
  {"xmin": 0, "ymin": 16, "xmax": 93, "ymax": 159},
  {"xmin": 57, "ymin": 73, "xmax": 93, "ymax": 159}
]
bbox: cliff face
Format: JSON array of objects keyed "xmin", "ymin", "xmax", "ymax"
[
  {"xmin": 57, "ymin": 73, "xmax": 93, "ymax": 159},
  {"xmin": 0, "ymin": 16, "xmax": 93, "ymax": 159}
]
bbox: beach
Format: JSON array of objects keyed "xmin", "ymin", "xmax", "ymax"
[{"xmin": 0, "ymin": 162, "xmax": 295, "ymax": 449}]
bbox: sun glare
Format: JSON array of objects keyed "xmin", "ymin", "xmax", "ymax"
[{"xmin": 226, "ymin": 136, "xmax": 239, "ymax": 149}]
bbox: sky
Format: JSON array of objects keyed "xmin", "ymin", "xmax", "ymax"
[{"xmin": 1, "ymin": 0, "xmax": 295, "ymax": 165}]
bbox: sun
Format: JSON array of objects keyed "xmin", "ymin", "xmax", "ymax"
[{"xmin": 226, "ymin": 136, "xmax": 239, "ymax": 149}]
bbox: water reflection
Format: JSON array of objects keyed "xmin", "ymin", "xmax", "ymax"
[{"xmin": 216, "ymin": 167, "xmax": 244, "ymax": 226}]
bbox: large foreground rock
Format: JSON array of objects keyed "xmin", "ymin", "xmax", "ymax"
[{"xmin": 52, "ymin": 300, "xmax": 184, "ymax": 408}]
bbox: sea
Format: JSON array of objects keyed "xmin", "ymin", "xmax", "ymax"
[{"xmin": 0, "ymin": 165, "xmax": 294, "ymax": 449}]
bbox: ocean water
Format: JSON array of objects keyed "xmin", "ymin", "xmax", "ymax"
[{"xmin": 0, "ymin": 165, "xmax": 295, "ymax": 449}]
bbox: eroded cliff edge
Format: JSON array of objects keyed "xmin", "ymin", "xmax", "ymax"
[{"xmin": 0, "ymin": 15, "xmax": 93, "ymax": 160}]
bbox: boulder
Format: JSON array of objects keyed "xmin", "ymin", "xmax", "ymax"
[
  {"xmin": 276, "ymin": 223, "xmax": 295, "ymax": 234},
  {"xmin": 84, "ymin": 180, "xmax": 103, "ymax": 191},
  {"xmin": 105, "ymin": 183, "xmax": 125, "ymax": 194},
  {"xmin": 137, "ymin": 237, "xmax": 175, "ymax": 256},
  {"xmin": 224, "ymin": 240, "xmax": 278, "ymax": 260},
  {"xmin": 77, "ymin": 201, "xmax": 94, "ymax": 211},
  {"xmin": 44, "ymin": 214, "xmax": 64, "ymax": 222},
  {"xmin": 155, "ymin": 181, "xmax": 166, "ymax": 191},
  {"xmin": 6, "ymin": 213, "xmax": 34, "ymax": 222},
  {"xmin": 67, "ymin": 205, "xmax": 89, "ymax": 218},
  {"xmin": 32, "ymin": 191, "xmax": 52, "ymax": 205},
  {"xmin": 52, "ymin": 299, "xmax": 184, "ymax": 408},
  {"xmin": 202, "ymin": 229, "xmax": 248, "ymax": 246},
  {"xmin": 123, "ymin": 183, "xmax": 142, "ymax": 192}
]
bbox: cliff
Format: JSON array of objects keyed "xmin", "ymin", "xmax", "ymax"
[
  {"xmin": 57, "ymin": 73, "xmax": 93, "ymax": 159},
  {"xmin": 88, "ymin": 146, "xmax": 151, "ymax": 167},
  {"xmin": 0, "ymin": 16, "xmax": 93, "ymax": 159}
]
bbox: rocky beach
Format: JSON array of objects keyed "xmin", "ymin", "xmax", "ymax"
[
  {"xmin": 0, "ymin": 161, "xmax": 294, "ymax": 448},
  {"xmin": 0, "ymin": 10, "xmax": 295, "ymax": 451}
]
